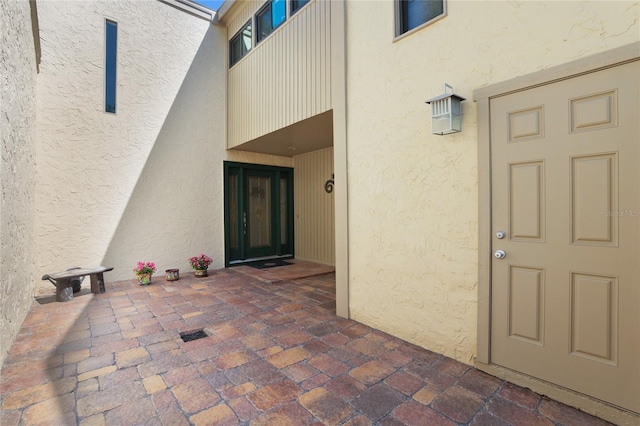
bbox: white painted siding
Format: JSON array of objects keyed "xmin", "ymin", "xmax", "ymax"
[
  {"xmin": 226, "ymin": 0, "xmax": 332, "ymax": 148},
  {"xmin": 0, "ymin": 0, "xmax": 39, "ymax": 366},
  {"xmin": 294, "ymin": 148, "xmax": 334, "ymax": 265}
]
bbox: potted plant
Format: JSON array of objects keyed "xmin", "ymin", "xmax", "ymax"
[
  {"xmin": 189, "ymin": 253, "xmax": 213, "ymax": 277},
  {"xmin": 133, "ymin": 261, "xmax": 156, "ymax": 285}
]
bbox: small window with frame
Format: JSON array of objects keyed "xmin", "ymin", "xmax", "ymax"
[
  {"xmin": 229, "ymin": 21, "xmax": 252, "ymax": 68},
  {"xmin": 256, "ymin": 0, "xmax": 286, "ymax": 44},
  {"xmin": 396, "ymin": 0, "xmax": 445, "ymax": 37},
  {"xmin": 290, "ymin": 0, "xmax": 310, "ymax": 15}
]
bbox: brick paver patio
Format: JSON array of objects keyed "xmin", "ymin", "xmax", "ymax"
[{"xmin": 0, "ymin": 265, "xmax": 611, "ymax": 425}]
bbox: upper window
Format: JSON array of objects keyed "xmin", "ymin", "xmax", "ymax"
[
  {"xmin": 256, "ymin": 0, "xmax": 286, "ymax": 44},
  {"xmin": 396, "ymin": 0, "xmax": 445, "ymax": 37},
  {"xmin": 290, "ymin": 0, "xmax": 310, "ymax": 15},
  {"xmin": 104, "ymin": 20, "xmax": 117, "ymax": 113},
  {"xmin": 230, "ymin": 21, "xmax": 252, "ymax": 68}
]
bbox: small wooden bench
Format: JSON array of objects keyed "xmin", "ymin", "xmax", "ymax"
[{"xmin": 42, "ymin": 266, "xmax": 114, "ymax": 302}]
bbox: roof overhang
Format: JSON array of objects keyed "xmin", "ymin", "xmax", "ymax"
[
  {"xmin": 230, "ymin": 111, "xmax": 334, "ymax": 157},
  {"xmin": 215, "ymin": 0, "xmax": 237, "ymax": 22},
  {"xmin": 157, "ymin": 0, "xmax": 216, "ymax": 21}
]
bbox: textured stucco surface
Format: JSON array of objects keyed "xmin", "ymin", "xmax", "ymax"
[
  {"xmin": 0, "ymin": 0, "xmax": 39, "ymax": 365},
  {"xmin": 35, "ymin": 0, "xmax": 293, "ymax": 287},
  {"xmin": 345, "ymin": 1, "xmax": 639, "ymax": 364},
  {"xmin": 36, "ymin": 1, "xmax": 221, "ymax": 284}
]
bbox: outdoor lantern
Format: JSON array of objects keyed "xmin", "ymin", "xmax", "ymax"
[{"xmin": 426, "ymin": 83, "xmax": 466, "ymax": 135}]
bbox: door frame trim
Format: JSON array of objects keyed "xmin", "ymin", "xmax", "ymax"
[
  {"xmin": 473, "ymin": 42, "xmax": 640, "ymax": 423},
  {"xmin": 223, "ymin": 161, "xmax": 294, "ymax": 267}
]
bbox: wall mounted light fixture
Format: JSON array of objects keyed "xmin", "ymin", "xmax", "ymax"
[{"xmin": 426, "ymin": 83, "xmax": 465, "ymax": 135}]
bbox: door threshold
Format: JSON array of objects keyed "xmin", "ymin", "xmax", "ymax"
[
  {"xmin": 474, "ymin": 360, "xmax": 640, "ymax": 425},
  {"xmin": 228, "ymin": 255, "xmax": 293, "ymax": 266}
]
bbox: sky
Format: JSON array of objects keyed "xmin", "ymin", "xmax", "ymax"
[{"xmin": 194, "ymin": 0, "xmax": 225, "ymax": 11}]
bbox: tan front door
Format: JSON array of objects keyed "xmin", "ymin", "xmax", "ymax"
[{"xmin": 490, "ymin": 60, "xmax": 639, "ymax": 412}]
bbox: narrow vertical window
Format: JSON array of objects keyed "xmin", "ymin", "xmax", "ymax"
[{"xmin": 105, "ymin": 20, "xmax": 117, "ymax": 113}]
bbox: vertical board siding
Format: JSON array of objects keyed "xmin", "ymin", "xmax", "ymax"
[
  {"xmin": 227, "ymin": 4, "xmax": 254, "ymax": 38},
  {"xmin": 227, "ymin": 0, "xmax": 332, "ymax": 148},
  {"xmin": 294, "ymin": 148, "xmax": 335, "ymax": 265}
]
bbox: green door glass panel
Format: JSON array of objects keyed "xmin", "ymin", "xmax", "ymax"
[
  {"xmin": 226, "ymin": 168, "xmax": 243, "ymax": 261},
  {"xmin": 280, "ymin": 177, "xmax": 288, "ymax": 245},
  {"xmin": 229, "ymin": 172, "xmax": 239, "ymax": 251}
]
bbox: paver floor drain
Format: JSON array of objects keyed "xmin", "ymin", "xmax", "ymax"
[{"xmin": 180, "ymin": 329, "xmax": 208, "ymax": 342}]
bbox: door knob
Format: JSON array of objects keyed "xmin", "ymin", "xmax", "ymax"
[
  {"xmin": 494, "ymin": 250, "xmax": 506, "ymax": 259},
  {"xmin": 496, "ymin": 231, "xmax": 505, "ymax": 239}
]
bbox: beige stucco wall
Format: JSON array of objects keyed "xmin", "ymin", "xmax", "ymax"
[
  {"xmin": 0, "ymin": 0, "xmax": 39, "ymax": 365},
  {"xmin": 35, "ymin": 0, "xmax": 293, "ymax": 287},
  {"xmin": 345, "ymin": 0, "xmax": 639, "ymax": 363},
  {"xmin": 35, "ymin": 1, "xmax": 221, "ymax": 285}
]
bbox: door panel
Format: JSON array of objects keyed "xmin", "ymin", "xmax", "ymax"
[
  {"xmin": 509, "ymin": 161, "xmax": 545, "ymax": 241},
  {"xmin": 490, "ymin": 61, "xmax": 639, "ymax": 412},
  {"xmin": 224, "ymin": 163, "xmax": 294, "ymax": 264},
  {"xmin": 228, "ymin": 170, "xmax": 240, "ymax": 259},
  {"xmin": 247, "ymin": 172, "xmax": 273, "ymax": 258},
  {"xmin": 570, "ymin": 272, "xmax": 618, "ymax": 365},
  {"xmin": 508, "ymin": 266, "xmax": 545, "ymax": 345},
  {"xmin": 571, "ymin": 154, "xmax": 617, "ymax": 246},
  {"xmin": 279, "ymin": 175, "xmax": 291, "ymax": 251}
]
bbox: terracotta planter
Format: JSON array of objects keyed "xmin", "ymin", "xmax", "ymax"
[{"xmin": 194, "ymin": 268, "xmax": 208, "ymax": 277}]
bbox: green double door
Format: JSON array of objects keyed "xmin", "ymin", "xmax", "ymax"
[{"xmin": 224, "ymin": 162, "xmax": 294, "ymax": 265}]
